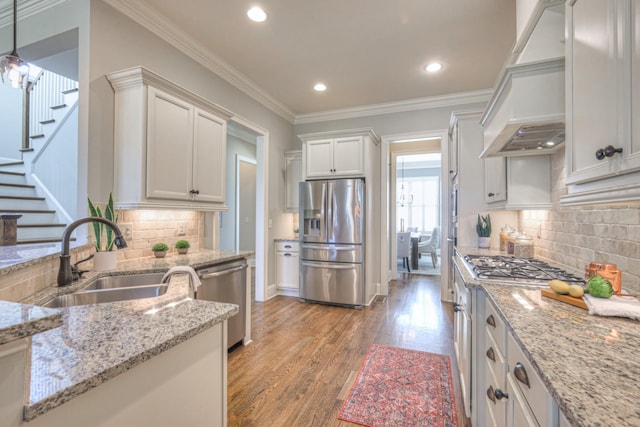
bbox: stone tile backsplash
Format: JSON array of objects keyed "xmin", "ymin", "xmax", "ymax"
[
  {"xmin": 0, "ymin": 210, "xmax": 205, "ymax": 302},
  {"xmin": 519, "ymin": 148, "xmax": 640, "ymax": 293}
]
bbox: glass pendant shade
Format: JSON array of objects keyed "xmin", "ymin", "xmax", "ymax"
[
  {"xmin": 0, "ymin": 52, "xmax": 29, "ymax": 88},
  {"xmin": 1, "ymin": 0, "xmax": 29, "ymax": 89}
]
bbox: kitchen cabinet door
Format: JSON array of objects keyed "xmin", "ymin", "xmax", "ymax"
[
  {"xmin": 507, "ymin": 374, "xmax": 539, "ymax": 427},
  {"xmin": 276, "ymin": 241, "xmax": 300, "ymax": 290},
  {"xmin": 485, "ymin": 157, "xmax": 507, "ymax": 203},
  {"xmin": 332, "ymin": 136, "xmax": 363, "ymax": 176},
  {"xmin": 566, "ymin": 0, "xmax": 624, "ymax": 185},
  {"xmin": 146, "ymin": 87, "xmax": 194, "ymax": 200},
  {"xmin": 305, "ymin": 139, "xmax": 334, "ymax": 178},
  {"xmin": 453, "ymin": 268, "xmax": 471, "ymax": 418},
  {"xmin": 193, "ymin": 108, "xmax": 226, "ymax": 203},
  {"xmin": 285, "ymin": 151, "xmax": 302, "ymax": 212}
]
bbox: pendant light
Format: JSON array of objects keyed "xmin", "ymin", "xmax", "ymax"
[
  {"xmin": 397, "ymin": 157, "xmax": 413, "ymax": 207},
  {"xmin": 0, "ymin": 0, "xmax": 30, "ymax": 89}
]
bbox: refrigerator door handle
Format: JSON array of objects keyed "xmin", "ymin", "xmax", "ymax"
[
  {"xmin": 302, "ymin": 244, "xmax": 358, "ymax": 251},
  {"xmin": 302, "ymin": 261, "xmax": 358, "ymax": 269},
  {"xmin": 326, "ymin": 181, "xmax": 333, "ymax": 241}
]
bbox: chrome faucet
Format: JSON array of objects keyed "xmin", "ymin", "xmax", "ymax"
[{"xmin": 57, "ymin": 217, "xmax": 128, "ymax": 286}]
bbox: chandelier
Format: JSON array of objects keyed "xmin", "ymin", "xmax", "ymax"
[
  {"xmin": 397, "ymin": 157, "xmax": 413, "ymax": 207},
  {"xmin": 0, "ymin": 0, "xmax": 30, "ymax": 89}
]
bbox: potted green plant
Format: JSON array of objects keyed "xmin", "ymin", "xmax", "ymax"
[
  {"xmin": 175, "ymin": 239, "xmax": 190, "ymax": 254},
  {"xmin": 476, "ymin": 214, "xmax": 491, "ymax": 249},
  {"xmin": 87, "ymin": 192, "xmax": 119, "ymax": 271},
  {"xmin": 152, "ymin": 242, "xmax": 170, "ymax": 258}
]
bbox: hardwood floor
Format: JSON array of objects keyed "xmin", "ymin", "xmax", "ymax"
[{"xmin": 228, "ymin": 273, "xmax": 470, "ymax": 426}]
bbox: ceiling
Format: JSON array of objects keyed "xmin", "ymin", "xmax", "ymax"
[{"xmin": 4, "ymin": 0, "xmax": 517, "ymax": 120}]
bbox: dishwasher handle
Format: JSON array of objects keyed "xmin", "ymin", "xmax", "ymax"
[{"xmin": 199, "ymin": 264, "xmax": 247, "ymax": 280}]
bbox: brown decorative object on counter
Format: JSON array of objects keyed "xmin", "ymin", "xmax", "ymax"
[{"xmin": 0, "ymin": 213, "xmax": 22, "ymax": 246}]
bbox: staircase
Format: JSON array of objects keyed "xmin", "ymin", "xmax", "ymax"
[
  {"xmin": 0, "ymin": 161, "xmax": 67, "ymax": 244},
  {"xmin": 0, "ymin": 70, "xmax": 79, "ymax": 244}
]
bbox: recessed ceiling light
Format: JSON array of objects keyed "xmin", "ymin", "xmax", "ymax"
[
  {"xmin": 314, "ymin": 83, "xmax": 327, "ymax": 92},
  {"xmin": 425, "ymin": 62, "xmax": 442, "ymax": 73},
  {"xmin": 247, "ymin": 6, "xmax": 267, "ymax": 22},
  {"xmin": 545, "ymin": 140, "xmax": 556, "ymax": 146}
]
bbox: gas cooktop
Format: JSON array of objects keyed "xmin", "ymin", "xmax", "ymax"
[{"xmin": 463, "ymin": 255, "xmax": 585, "ymax": 286}]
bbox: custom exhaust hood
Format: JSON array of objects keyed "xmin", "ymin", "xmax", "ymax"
[
  {"xmin": 479, "ymin": 57, "xmax": 565, "ymax": 158},
  {"xmin": 480, "ymin": 1, "xmax": 565, "ymax": 158}
]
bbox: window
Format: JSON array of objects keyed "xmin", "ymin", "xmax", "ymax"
[{"xmin": 396, "ymin": 154, "xmax": 440, "ymax": 232}]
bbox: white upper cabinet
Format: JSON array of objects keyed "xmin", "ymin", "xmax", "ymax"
[
  {"xmin": 302, "ymin": 136, "xmax": 364, "ymax": 179},
  {"xmin": 563, "ymin": 0, "xmax": 640, "ymax": 204},
  {"xmin": 284, "ymin": 150, "xmax": 302, "ymax": 212},
  {"xmin": 107, "ymin": 67, "xmax": 232, "ymax": 211},
  {"xmin": 486, "ymin": 155, "xmax": 551, "ymax": 210}
]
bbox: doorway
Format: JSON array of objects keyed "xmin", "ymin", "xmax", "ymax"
[
  {"xmin": 380, "ymin": 130, "xmax": 451, "ymax": 302},
  {"xmin": 236, "ymin": 156, "xmax": 256, "ymax": 251}
]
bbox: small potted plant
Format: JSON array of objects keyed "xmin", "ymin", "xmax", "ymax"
[
  {"xmin": 152, "ymin": 242, "xmax": 169, "ymax": 258},
  {"xmin": 175, "ymin": 239, "xmax": 190, "ymax": 254},
  {"xmin": 87, "ymin": 192, "xmax": 119, "ymax": 271},
  {"xmin": 476, "ymin": 214, "xmax": 492, "ymax": 249}
]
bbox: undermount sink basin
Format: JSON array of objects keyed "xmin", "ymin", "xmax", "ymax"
[
  {"xmin": 81, "ymin": 272, "xmax": 165, "ymax": 291},
  {"xmin": 44, "ymin": 285, "xmax": 169, "ymax": 308}
]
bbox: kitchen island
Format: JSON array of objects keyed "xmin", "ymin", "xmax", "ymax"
[
  {"xmin": 12, "ymin": 250, "xmax": 251, "ymax": 427},
  {"xmin": 455, "ymin": 247, "xmax": 640, "ymax": 426}
]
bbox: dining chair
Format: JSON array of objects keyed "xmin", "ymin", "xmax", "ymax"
[
  {"xmin": 397, "ymin": 232, "xmax": 411, "ymax": 273},
  {"xmin": 418, "ymin": 226, "xmax": 440, "ymax": 268}
]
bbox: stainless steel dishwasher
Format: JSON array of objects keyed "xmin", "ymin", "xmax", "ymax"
[{"xmin": 196, "ymin": 259, "xmax": 247, "ymax": 349}]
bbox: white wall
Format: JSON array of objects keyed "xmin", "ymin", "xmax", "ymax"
[{"xmin": 0, "ymin": 85, "xmax": 22, "ymax": 159}]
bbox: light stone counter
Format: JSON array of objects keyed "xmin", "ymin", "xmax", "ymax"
[
  {"xmin": 0, "ymin": 301, "xmax": 62, "ymax": 345},
  {"xmin": 454, "ymin": 246, "xmax": 640, "ymax": 426},
  {"xmin": 19, "ymin": 249, "xmax": 252, "ymax": 421}
]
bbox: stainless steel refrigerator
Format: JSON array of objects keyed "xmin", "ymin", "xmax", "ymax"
[{"xmin": 299, "ymin": 178, "xmax": 365, "ymax": 307}]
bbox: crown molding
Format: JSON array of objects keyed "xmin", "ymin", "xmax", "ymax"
[
  {"xmin": 0, "ymin": 0, "xmax": 68, "ymax": 27},
  {"xmin": 103, "ymin": 0, "xmax": 296, "ymax": 123},
  {"xmin": 294, "ymin": 89, "xmax": 492, "ymax": 125}
]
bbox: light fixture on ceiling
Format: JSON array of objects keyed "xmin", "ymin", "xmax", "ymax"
[
  {"xmin": 397, "ymin": 158, "xmax": 413, "ymax": 208},
  {"xmin": 425, "ymin": 62, "xmax": 442, "ymax": 73},
  {"xmin": 314, "ymin": 83, "xmax": 327, "ymax": 92},
  {"xmin": 0, "ymin": 0, "xmax": 30, "ymax": 89},
  {"xmin": 247, "ymin": 6, "xmax": 267, "ymax": 22}
]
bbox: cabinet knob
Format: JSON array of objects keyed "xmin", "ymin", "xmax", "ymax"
[
  {"xmin": 596, "ymin": 145, "xmax": 623, "ymax": 160},
  {"xmin": 189, "ymin": 189, "xmax": 200, "ymax": 195},
  {"xmin": 494, "ymin": 388, "xmax": 509, "ymax": 400},
  {"xmin": 488, "ymin": 192, "xmax": 495, "ymax": 197},
  {"xmin": 486, "ymin": 314, "xmax": 496, "ymax": 328},
  {"xmin": 514, "ymin": 362, "xmax": 531, "ymax": 388},
  {"xmin": 453, "ymin": 303, "xmax": 462, "ymax": 312}
]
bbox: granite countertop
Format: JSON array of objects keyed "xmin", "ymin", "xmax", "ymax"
[
  {"xmin": 0, "ymin": 301, "xmax": 62, "ymax": 345},
  {"xmin": 454, "ymin": 246, "xmax": 640, "ymax": 426},
  {"xmin": 19, "ymin": 249, "xmax": 252, "ymax": 421}
]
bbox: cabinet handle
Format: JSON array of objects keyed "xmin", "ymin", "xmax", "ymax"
[
  {"xmin": 453, "ymin": 303, "xmax": 462, "ymax": 312},
  {"xmin": 284, "ymin": 253, "xmax": 292, "ymax": 257},
  {"xmin": 494, "ymin": 389, "xmax": 509, "ymax": 400},
  {"xmin": 284, "ymin": 245, "xmax": 292, "ymax": 249},
  {"xmin": 487, "ymin": 386, "xmax": 496, "ymax": 404},
  {"xmin": 514, "ymin": 362, "xmax": 531, "ymax": 388},
  {"xmin": 486, "ymin": 314, "xmax": 496, "ymax": 328},
  {"xmin": 596, "ymin": 145, "xmax": 623, "ymax": 160},
  {"xmin": 189, "ymin": 189, "xmax": 200, "ymax": 195},
  {"xmin": 488, "ymin": 192, "xmax": 495, "ymax": 197},
  {"xmin": 486, "ymin": 347, "xmax": 496, "ymax": 362}
]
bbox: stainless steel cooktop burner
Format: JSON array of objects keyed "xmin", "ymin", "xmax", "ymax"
[{"xmin": 463, "ymin": 255, "xmax": 585, "ymax": 285}]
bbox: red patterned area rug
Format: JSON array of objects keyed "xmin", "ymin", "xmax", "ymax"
[{"xmin": 338, "ymin": 344, "xmax": 457, "ymax": 427}]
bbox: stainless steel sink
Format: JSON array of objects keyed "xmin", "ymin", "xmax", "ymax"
[
  {"xmin": 81, "ymin": 272, "xmax": 165, "ymax": 291},
  {"xmin": 44, "ymin": 284, "xmax": 169, "ymax": 308}
]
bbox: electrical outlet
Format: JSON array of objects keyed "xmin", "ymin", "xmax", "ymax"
[
  {"xmin": 178, "ymin": 223, "xmax": 187, "ymax": 236},
  {"xmin": 120, "ymin": 223, "xmax": 133, "ymax": 239}
]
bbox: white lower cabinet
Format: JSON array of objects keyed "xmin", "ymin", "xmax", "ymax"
[
  {"xmin": 477, "ymin": 292, "xmax": 562, "ymax": 427},
  {"xmin": 276, "ymin": 241, "xmax": 299, "ymax": 293},
  {"xmin": 453, "ymin": 266, "xmax": 472, "ymax": 418}
]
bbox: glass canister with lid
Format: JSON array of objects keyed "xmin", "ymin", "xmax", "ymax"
[
  {"xmin": 514, "ymin": 234, "xmax": 534, "ymax": 258},
  {"xmin": 499, "ymin": 225, "xmax": 514, "ymax": 252}
]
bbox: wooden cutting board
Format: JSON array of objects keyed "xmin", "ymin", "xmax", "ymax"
[{"xmin": 541, "ymin": 289, "xmax": 588, "ymax": 310}]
